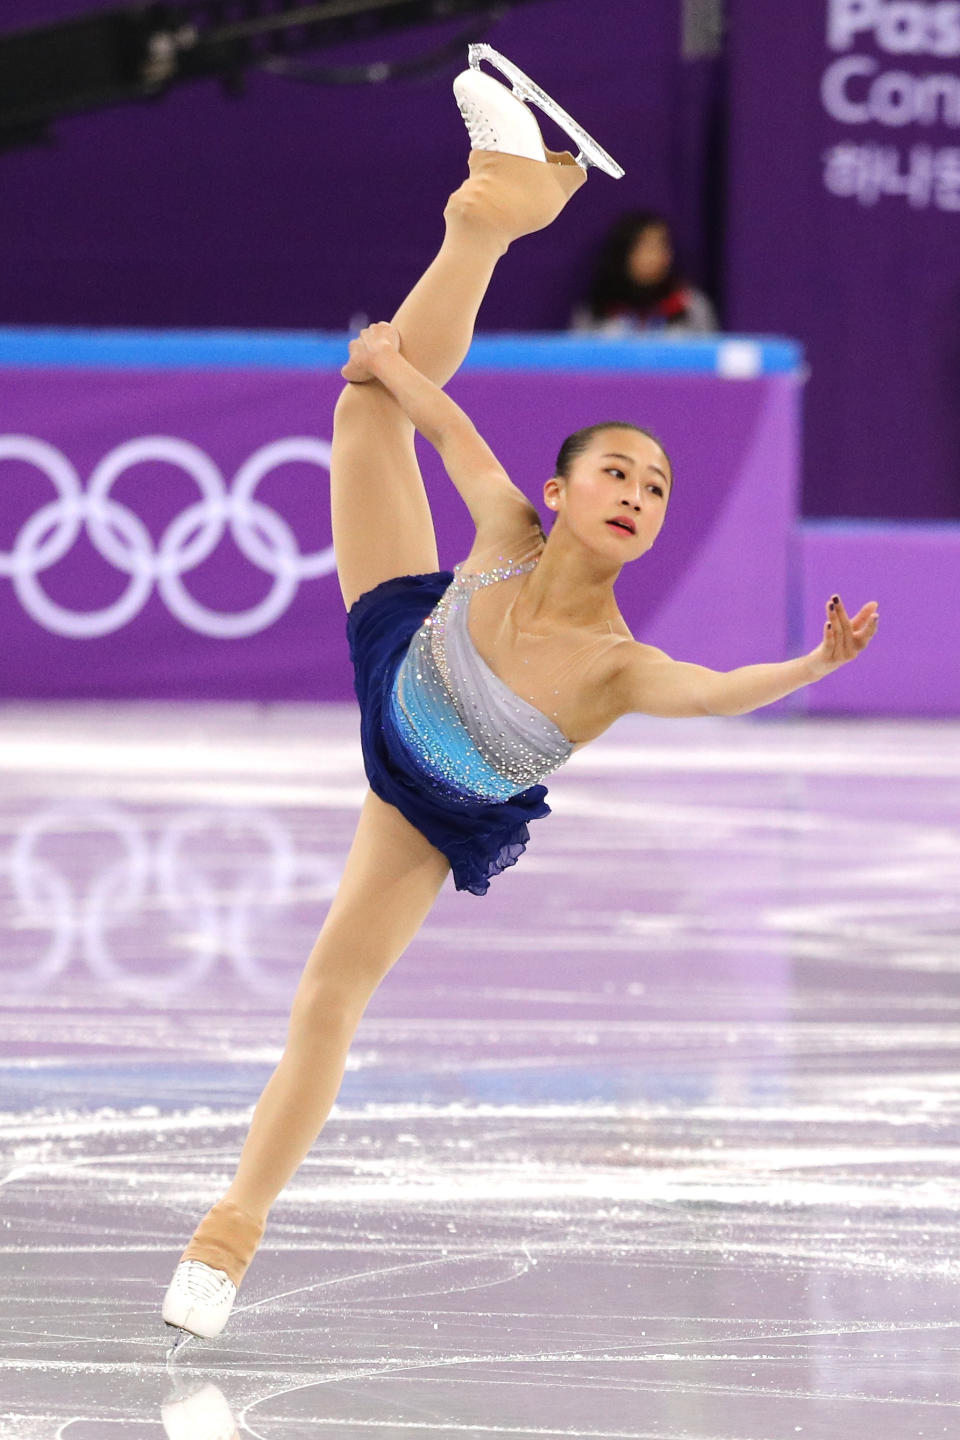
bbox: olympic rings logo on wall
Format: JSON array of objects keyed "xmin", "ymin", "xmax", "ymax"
[{"xmin": 0, "ymin": 434, "xmax": 336, "ymax": 639}]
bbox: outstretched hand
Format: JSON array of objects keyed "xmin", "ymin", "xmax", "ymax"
[
  {"xmin": 340, "ymin": 322, "xmax": 402, "ymax": 383},
  {"xmin": 808, "ymin": 593, "xmax": 879, "ymax": 676}
]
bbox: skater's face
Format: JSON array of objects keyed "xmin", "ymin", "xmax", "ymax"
[
  {"xmin": 627, "ymin": 223, "xmax": 673, "ymax": 286},
  {"xmin": 544, "ymin": 427, "xmax": 670, "ymax": 563}
]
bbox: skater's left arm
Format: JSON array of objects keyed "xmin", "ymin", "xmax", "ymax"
[
  {"xmin": 342, "ymin": 323, "xmax": 538, "ymax": 533},
  {"xmin": 613, "ymin": 595, "xmax": 879, "ymax": 718}
]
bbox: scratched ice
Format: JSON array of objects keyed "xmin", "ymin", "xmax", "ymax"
[{"xmin": 1, "ymin": 703, "xmax": 960, "ymax": 1438}]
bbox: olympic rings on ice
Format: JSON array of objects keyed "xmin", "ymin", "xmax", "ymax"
[{"xmin": 2, "ymin": 801, "xmax": 343, "ymax": 999}]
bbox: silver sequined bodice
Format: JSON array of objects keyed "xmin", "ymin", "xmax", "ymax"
[{"xmin": 390, "ymin": 556, "xmax": 573, "ymax": 802}]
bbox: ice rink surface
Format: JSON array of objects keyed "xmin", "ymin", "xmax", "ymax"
[{"xmin": 1, "ymin": 702, "xmax": 959, "ymax": 1439}]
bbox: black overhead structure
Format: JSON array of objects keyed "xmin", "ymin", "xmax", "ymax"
[{"xmin": 0, "ymin": 0, "xmax": 544, "ymax": 152}]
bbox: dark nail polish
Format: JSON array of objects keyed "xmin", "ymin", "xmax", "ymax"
[
  {"xmin": 829, "ymin": 603, "xmax": 835, "ymax": 611},
  {"xmin": 832, "ymin": 595, "xmax": 840, "ymax": 604}
]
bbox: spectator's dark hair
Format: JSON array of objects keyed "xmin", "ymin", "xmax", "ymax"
[
  {"xmin": 555, "ymin": 422, "xmax": 673, "ymax": 486},
  {"xmin": 587, "ymin": 210, "xmax": 683, "ymax": 320}
]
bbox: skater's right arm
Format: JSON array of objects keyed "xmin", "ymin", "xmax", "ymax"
[{"xmin": 342, "ymin": 323, "xmax": 540, "ymax": 537}]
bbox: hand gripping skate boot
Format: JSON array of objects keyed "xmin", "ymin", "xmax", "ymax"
[{"xmin": 453, "ymin": 43, "xmax": 624, "ymax": 177}]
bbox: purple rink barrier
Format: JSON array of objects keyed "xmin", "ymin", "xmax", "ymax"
[
  {"xmin": 799, "ymin": 521, "xmax": 960, "ymax": 717},
  {"xmin": 2, "ymin": 329, "xmax": 802, "ymax": 703}
]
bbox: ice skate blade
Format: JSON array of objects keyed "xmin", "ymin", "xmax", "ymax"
[{"xmin": 467, "ymin": 43, "xmax": 624, "ymax": 178}]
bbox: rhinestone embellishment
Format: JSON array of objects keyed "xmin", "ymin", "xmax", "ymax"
[{"xmin": 392, "ymin": 552, "xmax": 572, "ymax": 803}]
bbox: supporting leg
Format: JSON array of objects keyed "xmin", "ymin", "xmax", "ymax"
[{"xmin": 179, "ymin": 792, "xmax": 450, "ymax": 1285}]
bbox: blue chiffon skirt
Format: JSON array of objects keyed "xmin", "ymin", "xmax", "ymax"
[{"xmin": 346, "ymin": 571, "xmax": 552, "ymax": 896}]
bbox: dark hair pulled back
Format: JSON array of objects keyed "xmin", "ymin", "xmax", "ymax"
[{"xmin": 554, "ymin": 422, "xmax": 673, "ymax": 484}]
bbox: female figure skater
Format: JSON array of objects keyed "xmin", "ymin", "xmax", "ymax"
[{"xmin": 162, "ymin": 49, "xmax": 879, "ymax": 1341}]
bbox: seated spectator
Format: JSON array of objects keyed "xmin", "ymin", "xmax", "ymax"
[{"xmin": 572, "ymin": 210, "xmax": 717, "ymax": 334}]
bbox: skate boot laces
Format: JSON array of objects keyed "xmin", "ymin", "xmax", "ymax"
[
  {"xmin": 163, "ymin": 1259, "xmax": 238, "ymax": 1339},
  {"xmin": 456, "ymin": 94, "xmax": 498, "ymax": 151},
  {"xmin": 178, "ymin": 1260, "xmax": 233, "ymax": 1304}
]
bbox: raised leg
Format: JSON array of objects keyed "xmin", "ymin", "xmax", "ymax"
[
  {"xmin": 331, "ymin": 149, "xmax": 586, "ymax": 611},
  {"xmin": 179, "ymin": 791, "xmax": 450, "ymax": 1285},
  {"xmin": 388, "ymin": 150, "xmax": 585, "ymax": 388},
  {"xmin": 329, "ymin": 219, "xmax": 503, "ymax": 611}
]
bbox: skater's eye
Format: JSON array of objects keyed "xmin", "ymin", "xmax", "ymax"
[
  {"xmin": 605, "ymin": 467, "xmax": 626, "ymax": 480},
  {"xmin": 648, "ymin": 483, "xmax": 665, "ymax": 498}
]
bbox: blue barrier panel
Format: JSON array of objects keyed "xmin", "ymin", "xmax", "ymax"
[{"xmin": 0, "ymin": 328, "xmax": 803, "ymax": 376}]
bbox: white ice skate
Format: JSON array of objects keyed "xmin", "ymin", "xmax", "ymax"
[
  {"xmin": 162, "ymin": 1259, "xmax": 237, "ymax": 1340},
  {"xmin": 453, "ymin": 43, "xmax": 624, "ymax": 178}
]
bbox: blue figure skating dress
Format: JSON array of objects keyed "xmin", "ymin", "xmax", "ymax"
[{"xmin": 346, "ymin": 543, "xmax": 574, "ymax": 895}]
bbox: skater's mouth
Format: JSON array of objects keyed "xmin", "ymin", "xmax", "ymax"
[{"xmin": 606, "ymin": 517, "xmax": 636, "ymax": 535}]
